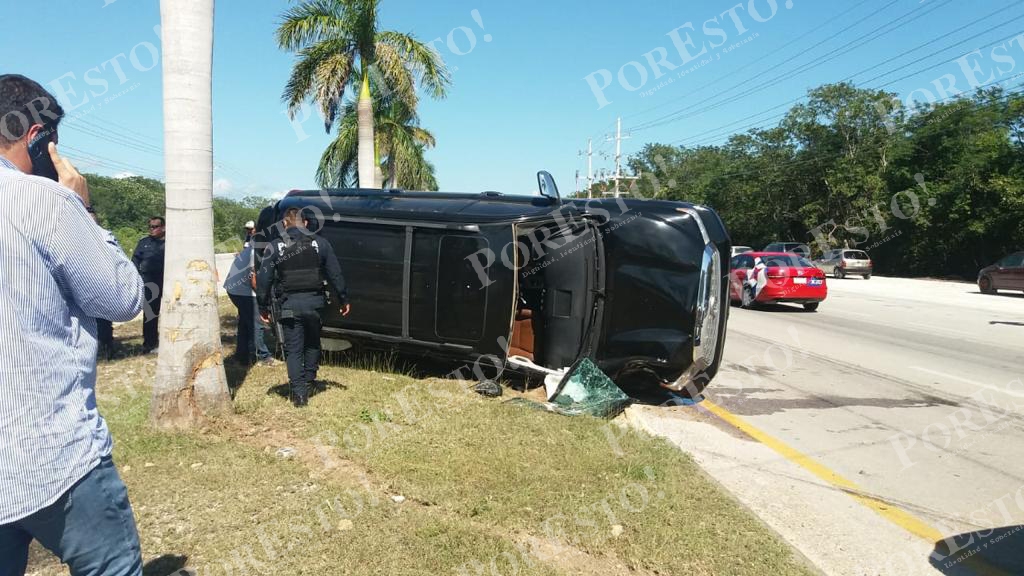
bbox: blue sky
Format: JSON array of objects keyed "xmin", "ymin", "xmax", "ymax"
[{"xmin": 4, "ymin": 0, "xmax": 1024, "ymax": 198}]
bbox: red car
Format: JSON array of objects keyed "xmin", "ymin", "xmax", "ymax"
[{"xmin": 729, "ymin": 252, "xmax": 828, "ymax": 311}]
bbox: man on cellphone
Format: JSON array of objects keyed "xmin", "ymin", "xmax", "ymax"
[{"xmin": 0, "ymin": 74, "xmax": 147, "ymax": 575}]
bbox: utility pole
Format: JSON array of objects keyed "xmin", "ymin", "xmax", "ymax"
[
  {"xmin": 614, "ymin": 117, "xmax": 622, "ymax": 197},
  {"xmin": 587, "ymin": 138, "xmax": 593, "ymax": 199},
  {"xmin": 605, "ymin": 117, "xmax": 633, "ymax": 198}
]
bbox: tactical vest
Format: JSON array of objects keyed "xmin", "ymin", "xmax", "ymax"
[{"xmin": 276, "ymin": 235, "xmax": 323, "ymax": 293}]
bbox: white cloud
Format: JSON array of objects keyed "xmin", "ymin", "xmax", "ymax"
[{"xmin": 214, "ymin": 178, "xmax": 235, "ymax": 194}]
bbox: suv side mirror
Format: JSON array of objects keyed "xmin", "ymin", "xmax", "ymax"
[{"xmin": 537, "ymin": 171, "xmax": 561, "ymax": 204}]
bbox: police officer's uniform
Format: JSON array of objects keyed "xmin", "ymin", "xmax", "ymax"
[
  {"xmin": 131, "ymin": 234, "xmax": 165, "ymax": 353},
  {"xmin": 256, "ymin": 227, "xmax": 348, "ymax": 406}
]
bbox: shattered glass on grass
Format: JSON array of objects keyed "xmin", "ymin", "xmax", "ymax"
[{"xmin": 506, "ymin": 358, "xmax": 633, "ymax": 419}]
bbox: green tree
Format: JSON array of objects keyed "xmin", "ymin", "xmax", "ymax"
[
  {"xmin": 629, "ymin": 82, "xmax": 1024, "ymax": 278},
  {"xmin": 86, "ymin": 174, "xmax": 268, "ymax": 255},
  {"xmin": 276, "ymin": 0, "xmax": 450, "ymax": 188},
  {"xmin": 317, "ymin": 95, "xmax": 438, "ymax": 190}
]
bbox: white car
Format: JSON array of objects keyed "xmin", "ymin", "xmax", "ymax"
[{"xmin": 731, "ymin": 246, "xmax": 753, "ymax": 257}]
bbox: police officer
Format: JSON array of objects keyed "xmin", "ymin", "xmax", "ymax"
[
  {"xmin": 256, "ymin": 208, "xmax": 350, "ymax": 407},
  {"xmin": 132, "ymin": 216, "xmax": 166, "ymax": 354}
]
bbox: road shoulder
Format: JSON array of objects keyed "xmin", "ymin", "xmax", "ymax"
[{"xmin": 623, "ymin": 403, "xmax": 944, "ymax": 576}]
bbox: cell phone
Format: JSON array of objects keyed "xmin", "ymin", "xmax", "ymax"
[{"xmin": 27, "ymin": 127, "xmax": 58, "ymax": 181}]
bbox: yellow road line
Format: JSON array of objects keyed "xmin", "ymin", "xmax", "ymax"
[
  {"xmin": 700, "ymin": 399, "xmax": 1012, "ymax": 576},
  {"xmin": 702, "ymin": 399, "xmax": 943, "ymax": 540}
]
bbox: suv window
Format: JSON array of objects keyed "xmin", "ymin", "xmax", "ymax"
[
  {"xmin": 998, "ymin": 253, "xmax": 1024, "ymax": 268},
  {"xmin": 844, "ymin": 251, "xmax": 869, "ymax": 260}
]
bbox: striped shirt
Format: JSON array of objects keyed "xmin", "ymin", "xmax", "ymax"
[{"xmin": 0, "ymin": 156, "xmax": 145, "ymax": 524}]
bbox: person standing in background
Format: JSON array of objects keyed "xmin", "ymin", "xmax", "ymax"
[
  {"xmin": 132, "ymin": 216, "xmax": 165, "ymax": 354},
  {"xmin": 246, "ymin": 221, "xmax": 275, "ymax": 364},
  {"xmin": 224, "ymin": 222, "xmax": 276, "ymax": 365},
  {"xmin": 89, "ymin": 206, "xmax": 116, "ymax": 360}
]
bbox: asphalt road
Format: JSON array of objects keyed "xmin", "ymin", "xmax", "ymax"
[{"xmin": 627, "ymin": 276, "xmax": 1024, "ymax": 575}]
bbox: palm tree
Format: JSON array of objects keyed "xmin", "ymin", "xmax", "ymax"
[
  {"xmin": 152, "ymin": 0, "xmax": 231, "ymax": 429},
  {"xmin": 317, "ymin": 95, "xmax": 438, "ymax": 190},
  {"xmin": 277, "ymin": 0, "xmax": 450, "ymax": 189}
]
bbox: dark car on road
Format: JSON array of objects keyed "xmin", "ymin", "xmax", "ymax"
[
  {"xmin": 978, "ymin": 251, "xmax": 1024, "ymax": 294},
  {"xmin": 255, "ymin": 174, "xmax": 731, "ymax": 395}
]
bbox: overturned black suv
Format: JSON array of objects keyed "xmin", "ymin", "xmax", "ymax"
[{"xmin": 255, "ymin": 173, "xmax": 730, "ymax": 395}]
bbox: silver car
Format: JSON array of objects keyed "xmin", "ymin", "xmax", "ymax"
[{"xmin": 816, "ymin": 249, "xmax": 873, "ymax": 279}]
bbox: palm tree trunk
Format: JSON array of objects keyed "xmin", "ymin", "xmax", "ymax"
[
  {"xmin": 357, "ymin": 74, "xmax": 377, "ymax": 188},
  {"xmin": 152, "ymin": 0, "xmax": 231, "ymax": 430}
]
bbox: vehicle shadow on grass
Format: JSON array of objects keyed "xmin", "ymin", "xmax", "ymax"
[
  {"xmin": 224, "ymin": 357, "xmax": 252, "ymax": 399},
  {"xmin": 266, "ymin": 380, "xmax": 348, "ymax": 400},
  {"xmin": 143, "ymin": 554, "xmax": 189, "ymax": 576},
  {"xmin": 929, "ymin": 526, "xmax": 1024, "ymax": 575}
]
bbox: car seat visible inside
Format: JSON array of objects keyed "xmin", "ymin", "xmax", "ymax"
[{"xmin": 509, "ymin": 307, "xmax": 535, "ymax": 360}]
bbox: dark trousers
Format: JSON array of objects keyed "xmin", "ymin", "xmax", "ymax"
[
  {"xmin": 96, "ymin": 318, "xmax": 113, "ymax": 348},
  {"xmin": 142, "ymin": 280, "xmax": 161, "ymax": 352},
  {"xmin": 253, "ymin": 299, "xmax": 271, "ymax": 361},
  {"xmin": 229, "ymin": 293, "xmax": 256, "ymax": 360},
  {"xmin": 0, "ymin": 457, "xmax": 142, "ymax": 576},
  {"xmin": 280, "ymin": 305, "xmax": 322, "ymax": 400}
]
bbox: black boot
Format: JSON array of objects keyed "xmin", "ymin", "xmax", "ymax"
[{"xmin": 290, "ymin": 382, "xmax": 309, "ymax": 407}]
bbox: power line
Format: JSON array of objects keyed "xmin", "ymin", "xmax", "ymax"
[
  {"xmin": 622, "ymin": 0, "xmax": 876, "ymax": 123},
  {"xmin": 61, "ymin": 144, "xmax": 163, "ymax": 179},
  {"xmin": 684, "ymin": 77, "xmax": 1024, "ymax": 151},
  {"xmin": 866, "ymin": 18, "xmax": 1024, "ymax": 87},
  {"xmin": 650, "ymin": 81, "xmax": 1024, "ymax": 183},
  {"xmin": 669, "ymin": 7, "xmax": 1024, "ymax": 148},
  {"xmin": 633, "ymin": 0, "xmax": 953, "ymax": 133},
  {"xmin": 61, "ymin": 121, "xmax": 163, "ymax": 156},
  {"xmin": 62, "ymin": 113, "xmax": 260, "ymax": 189},
  {"xmin": 67, "ymin": 115, "xmax": 163, "ymax": 150}
]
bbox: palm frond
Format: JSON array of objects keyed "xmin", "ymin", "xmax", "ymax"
[
  {"xmin": 316, "ymin": 118, "xmax": 359, "ymax": 188},
  {"xmin": 314, "ymin": 50, "xmax": 356, "ymax": 130},
  {"xmin": 376, "ymin": 31, "xmax": 452, "ymax": 100},
  {"xmin": 369, "ymin": 42, "xmax": 417, "ymax": 109},
  {"xmin": 275, "ymin": 0, "xmax": 351, "ymax": 52},
  {"xmin": 281, "ymin": 39, "xmax": 355, "ymax": 131},
  {"xmin": 281, "ymin": 46, "xmax": 325, "ymax": 114}
]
